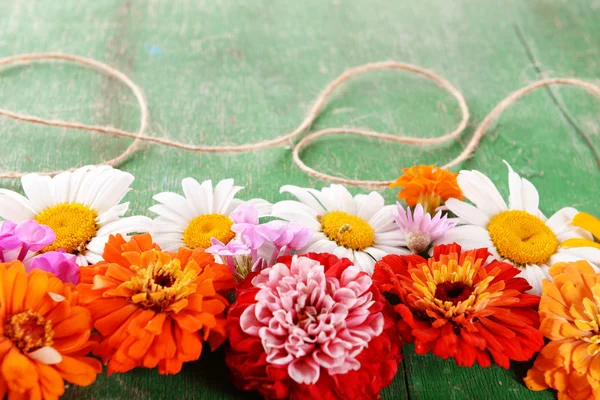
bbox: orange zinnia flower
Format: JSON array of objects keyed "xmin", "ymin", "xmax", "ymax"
[
  {"xmin": 389, "ymin": 165, "xmax": 462, "ymax": 213},
  {"xmin": 525, "ymin": 261, "xmax": 600, "ymax": 399},
  {"xmin": 373, "ymin": 243, "xmax": 543, "ymax": 368},
  {"xmin": 77, "ymin": 233, "xmax": 235, "ymax": 375},
  {"xmin": 0, "ymin": 261, "xmax": 101, "ymax": 400}
]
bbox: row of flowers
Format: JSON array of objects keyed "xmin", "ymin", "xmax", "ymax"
[{"xmin": 0, "ymin": 163, "xmax": 598, "ymax": 399}]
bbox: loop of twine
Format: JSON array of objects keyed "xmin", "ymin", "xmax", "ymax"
[{"xmin": 0, "ymin": 53, "xmax": 598, "ymax": 185}]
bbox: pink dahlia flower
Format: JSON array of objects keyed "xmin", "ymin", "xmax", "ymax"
[
  {"xmin": 226, "ymin": 253, "xmax": 403, "ymax": 399},
  {"xmin": 240, "ymin": 255, "xmax": 384, "ymax": 384}
]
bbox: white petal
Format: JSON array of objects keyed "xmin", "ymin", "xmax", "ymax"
[
  {"xmin": 457, "ymin": 170, "xmax": 508, "ymax": 216},
  {"xmin": 446, "ymin": 198, "xmax": 489, "ymax": 227},
  {"xmin": 153, "ymin": 192, "xmax": 197, "ymax": 221},
  {"xmin": 76, "ymin": 254, "xmax": 89, "ymax": 266},
  {"xmin": 363, "ymin": 246, "xmax": 387, "ymax": 261},
  {"xmin": 547, "ymin": 207, "xmax": 593, "ymax": 241},
  {"xmin": 280, "ymin": 185, "xmax": 325, "ymax": 213},
  {"xmin": 368, "ymin": 206, "xmax": 397, "ymax": 232},
  {"xmin": 51, "ymin": 170, "xmax": 72, "ymax": 204},
  {"xmin": 305, "ymin": 239, "xmax": 337, "ymax": 254},
  {"xmin": 504, "ymin": 161, "xmax": 540, "ymax": 215},
  {"xmin": 271, "ymin": 201, "xmax": 321, "ymax": 230},
  {"xmin": 213, "ymin": 179, "xmax": 244, "ymax": 215},
  {"xmin": 97, "ymin": 203, "xmax": 130, "ymax": 226},
  {"xmin": 200, "ymin": 179, "xmax": 214, "ymax": 213},
  {"xmin": 245, "ymin": 198, "xmax": 273, "ymax": 217},
  {"xmin": 432, "ymin": 225, "xmax": 494, "ymax": 250},
  {"xmin": 21, "ymin": 174, "xmax": 56, "ymax": 212},
  {"xmin": 322, "ymin": 184, "xmax": 356, "ymax": 214},
  {"xmin": 517, "ymin": 264, "xmax": 550, "ymax": 296},
  {"xmin": 354, "ymin": 192, "xmax": 385, "ymax": 222},
  {"xmin": 181, "ymin": 178, "xmax": 210, "ymax": 215},
  {"xmin": 332, "ymin": 246, "xmax": 354, "ymax": 260},
  {"xmin": 88, "ymin": 170, "xmax": 134, "ymax": 214},
  {"xmin": 28, "ymin": 346, "xmax": 62, "ymax": 365},
  {"xmin": 153, "ymin": 216, "xmax": 186, "ymax": 234},
  {"xmin": 48, "ymin": 292, "xmax": 65, "ymax": 302},
  {"xmin": 557, "ymin": 247, "xmax": 600, "ymax": 266},
  {"xmin": 374, "ymin": 230, "xmax": 407, "ymax": 246},
  {"xmin": 0, "ymin": 190, "xmax": 36, "ymax": 222},
  {"xmin": 149, "ymin": 204, "xmax": 191, "ymax": 226},
  {"xmin": 96, "ymin": 216, "xmax": 154, "ymax": 237},
  {"xmin": 354, "ymin": 251, "xmax": 376, "ymax": 274},
  {"xmin": 370, "ymin": 244, "xmax": 410, "ymax": 256}
]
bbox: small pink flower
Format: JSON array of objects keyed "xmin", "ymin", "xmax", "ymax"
[
  {"xmin": 0, "ymin": 222, "xmax": 22, "ymax": 252},
  {"xmin": 271, "ymin": 221, "xmax": 311, "ymax": 250},
  {"xmin": 206, "ymin": 237, "xmax": 250, "ymax": 257},
  {"xmin": 28, "ymin": 251, "xmax": 79, "ymax": 284},
  {"xmin": 393, "ymin": 203, "xmax": 456, "ymax": 253},
  {"xmin": 239, "ymin": 255, "xmax": 384, "ymax": 385},
  {"xmin": 13, "ymin": 220, "xmax": 56, "ymax": 252}
]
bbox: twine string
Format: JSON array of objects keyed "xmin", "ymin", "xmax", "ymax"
[
  {"xmin": 295, "ymin": 78, "xmax": 600, "ymax": 187},
  {"xmin": 0, "ymin": 53, "xmax": 598, "ymax": 185}
]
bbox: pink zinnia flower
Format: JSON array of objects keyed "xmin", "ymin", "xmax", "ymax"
[
  {"xmin": 393, "ymin": 203, "xmax": 456, "ymax": 253},
  {"xmin": 239, "ymin": 254, "xmax": 384, "ymax": 385}
]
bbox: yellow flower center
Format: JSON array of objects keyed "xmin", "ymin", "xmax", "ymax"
[
  {"xmin": 123, "ymin": 250, "xmax": 198, "ymax": 312},
  {"xmin": 412, "ymin": 256, "xmax": 494, "ymax": 317},
  {"xmin": 319, "ymin": 211, "xmax": 375, "ymax": 251},
  {"xmin": 577, "ymin": 297, "xmax": 600, "ymax": 356},
  {"xmin": 183, "ymin": 214, "xmax": 235, "ymax": 249},
  {"xmin": 487, "ymin": 210, "xmax": 558, "ymax": 266},
  {"xmin": 4, "ymin": 310, "xmax": 54, "ymax": 353},
  {"xmin": 34, "ymin": 203, "xmax": 98, "ymax": 254}
]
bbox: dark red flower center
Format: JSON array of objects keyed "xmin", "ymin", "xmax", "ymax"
[{"xmin": 434, "ymin": 282, "xmax": 473, "ymax": 304}]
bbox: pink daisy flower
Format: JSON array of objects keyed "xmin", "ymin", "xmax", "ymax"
[{"xmin": 393, "ymin": 203, "xmax": 456, "ymax": 253}]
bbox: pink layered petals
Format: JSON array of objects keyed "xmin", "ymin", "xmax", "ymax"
[
  {"xmin": 271, "ymin": 221, "xmax": 311, "ymax": 251},
  {"xmin": 28, "ymin": 250, "xmax": 80, "ymax": 284},
  {"xmin": 239, "ymin": 255, "xmax": 384, "ymax": 385},
  {"xmin": 13, "ymin": 219, "xmax": 56, "ymax": 251},
  {"xmin": 206, "ymin": 237, "xmax": 251, "ymax": 257},
  {"xmin": 394, "ymin": 203, "xmax": 457, "ymax": 253},
  {"xmin": 0, "ymin": 219, "xmax": 56, "ymax": 262}
]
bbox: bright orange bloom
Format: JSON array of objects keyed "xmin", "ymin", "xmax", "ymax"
[
  {"xmin": 373, "ymin": 243, "xmax": 543, "ymax": 368},
  {"xmin": 562, "ymin": 212, "xmax": 600, "ymax": 250},
  {"xmin": 77, "ymin": 233, "xmax": 235, "ymax": 375},
  {"xmin": 0, "ymin": 261, "xmax": 101, "ymax": 400},
  {"xmin": 389, "ymin": 165, "xmax": 463, "ymax": 213},
  {"xmin": 525, "ymin": 261, "xmax": 600, "ymax": 399}
]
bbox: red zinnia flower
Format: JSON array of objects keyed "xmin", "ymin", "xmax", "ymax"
[
  {"xmin": 372, "ymin": 243, "xmax": 543, "ymax": 368},
  {"xmin": 226, "ymin": 253, "xmax": 403, "ymax": 400}
]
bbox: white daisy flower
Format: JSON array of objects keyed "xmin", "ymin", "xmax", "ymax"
[
  {"xmin": 271, "ymin": 184, "xmax": 410, "ymax": 274},
  {"xmin": 0, "ymin": 166, "xmax": 153, "ymax": 266},
  {"xmin": 435, "ymin": 161, "xmax": 599, "ymax": 295},
  {"xmin": 149, "ymin": 178, "xmax": 271, "ymax": 252}
]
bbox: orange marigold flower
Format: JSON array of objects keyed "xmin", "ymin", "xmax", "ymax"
[
  {"xmin": 389, "ymin": 165, "xmax": 463, "ymax": 213},
  {"xmin": 525, "ymin": 261, "xmax": 600, "ymax": 399},
  {"xmin": 0, "ymin": 261, "xmax": 101, "ymax": 400},
  {"xmin": 77, "ymin": 233, "xmax": 235, "ymax": 375},
  {"xmin": 373, "ymin": 243, "xmax": 543, "ymax": 368}
]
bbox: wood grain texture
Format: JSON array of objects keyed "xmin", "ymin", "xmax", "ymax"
[{"xmin": 0, "ymin": 0, "xmax": 598, "ymax": 398}]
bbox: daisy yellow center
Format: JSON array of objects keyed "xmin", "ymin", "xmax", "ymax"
[
  {"xmin": 319, "ymin": 211, "xmax": 374, "ymax": 251},
  {"xmin": 183, "ymin": 214, "xmax": 235, "ymax": 249},
  {"xmin": 487, "ymin": 210, "xmax": 558, "ymax": 266},
  {"xmin": 4, "ymin": 310, "xmax": 54, "ymax": 353},
  {"xmin": 34, "ymin": 203, "xmax": 98, "ymax": 254},
  {"xmin": 124, "ymin": 250, "xmax": 197, "ymax": 312}
]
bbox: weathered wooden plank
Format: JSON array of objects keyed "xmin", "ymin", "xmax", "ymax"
[{"xmin": 0, "ymin": 0, "xmax": 597, "ymax": 399}]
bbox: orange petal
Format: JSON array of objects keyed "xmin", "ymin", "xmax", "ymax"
[
  {"xmin": 95, "ymin": 304, "xmax": 138, "ymax": 336},
  {"xmin": 55, "ymin": 356, "xmax": 101, "ymax": 386},
  {"xmin": 145, "ymin": 313, "xmax": 167, "ymax": 335},
  {"xmin": 35, "ymin": 363, "xmax": 65, "ymax": 399},
  {"xmin": 1, "ymin": 347, "xmax": 38, "ymax": 391}
]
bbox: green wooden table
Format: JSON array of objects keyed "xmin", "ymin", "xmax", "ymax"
[{"xmin": 1, "ymin": 0, "xmax": 598, "ymax": 398}]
